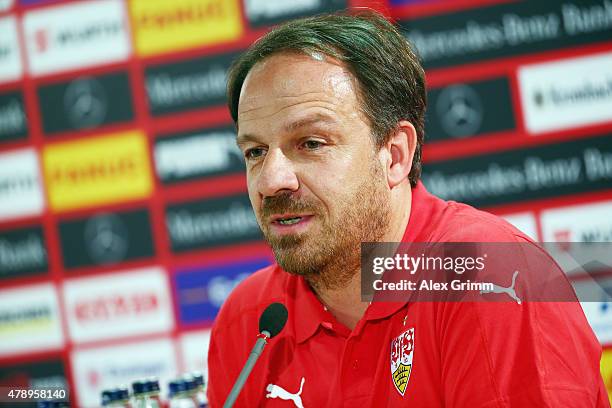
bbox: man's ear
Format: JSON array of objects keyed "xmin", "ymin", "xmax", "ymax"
[{"xmin": 385, "ymin": 120, "xmax": 417, "ymax": 188}]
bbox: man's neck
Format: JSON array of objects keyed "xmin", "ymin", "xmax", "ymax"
[
  {"xmin": 313, "ymin": 184, "xmax": 413, "ymax": 330},
  {"xmin": 313, "ymin": 272, "xmax": 368, "ymax": 330}
]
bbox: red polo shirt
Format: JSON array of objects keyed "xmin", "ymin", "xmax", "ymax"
[{"xmin": 207, "ymin": 183, "xmax": 608, "ymax": 407}]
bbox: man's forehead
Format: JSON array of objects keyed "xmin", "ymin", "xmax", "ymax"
[{"xmin": 238, "ymin": 52, "xmax": 357, "ymax": 108}]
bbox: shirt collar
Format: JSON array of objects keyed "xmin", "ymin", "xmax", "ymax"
[
  {"xmin": 293, "ymin": 273, "xmax": 330, "ymax": 344},
  {"xmin": 365, "ymin": 181, "xmax": 447, "ymax": 321},
  {"xmin": 291, "ymin": 181, "xmax": 447, "ymax": 341}
]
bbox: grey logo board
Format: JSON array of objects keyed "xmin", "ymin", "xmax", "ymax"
[{"xmin": 59, "ymin": 208, "xmax": 154, "ymax": 270}]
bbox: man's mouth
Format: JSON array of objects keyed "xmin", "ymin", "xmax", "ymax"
[
  {"xmin": 268, "ymin": 214, "xmax": 313, "ymax": 233},
  {"xmin": 276, "ymin": 216, "xmax": 303, "ymax": 225}
]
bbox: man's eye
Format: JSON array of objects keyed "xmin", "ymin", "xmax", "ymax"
[
  {"xmin": 244, "ymin": 147, "xmax": 266, "ymax": 160},
  {"xmin": 302, "ymin": 140, "xmax": 323, "ymax": 150}
]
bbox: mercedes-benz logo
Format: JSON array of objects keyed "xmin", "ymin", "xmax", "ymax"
[
  {"xmin": 64, "ymin": 76, "xmax": 107, "ymax": 129},
  {"xmin": 435, "ymin": 84, "xmax": 483, "ymax": 138},
  {"xmin": 84, "ymin": 213, "xmax": 128, "ymax": 265}
]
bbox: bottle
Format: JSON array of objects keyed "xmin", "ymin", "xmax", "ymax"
[
  {"xmin": 101, "ymin": 389, "xmax": 114, "ymax": 406},
  {"xmin": 182, "ymin": 375, "xmax": 197, "ymax": 406},
  {"xmin": 102, "ymin": 387, "xmax": 131, "ymax": 407},
  {"xmin": 146, "ymin": 377, "xmax": 162, "ymax": 408},
  {"xmin": 132, "ymin": 379, "xmax": 161, "ymax": 408},
  {"xmin": 168, "ymin": 379, "xmax": 195, "ymax": 408},
  {"xmin": 191, "ymin": 372, "xmax": 208, "ymax": 408},
  {"xmin": 37, "ymin": 401, "xmax": 69, "ymax": 408},
  {"xmin": 131, "ymin": 380, "xmax": 147, "ymax": 408}
]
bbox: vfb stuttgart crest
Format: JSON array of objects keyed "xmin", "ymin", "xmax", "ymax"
[{"xmin": 390, "ymin": 327, "xmax": 414, "ymax": 396}]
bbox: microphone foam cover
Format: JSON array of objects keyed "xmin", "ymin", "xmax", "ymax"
[{"xmin": 259, "ymin": 302, "xmax": 288, "ymax": 338}]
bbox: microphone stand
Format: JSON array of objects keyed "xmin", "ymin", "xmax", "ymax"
[{"xmin": 223, "ymin": 331, "xmax": 271, "ymax": 408}]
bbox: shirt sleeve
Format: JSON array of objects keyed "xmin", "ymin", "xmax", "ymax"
[{"xmin": 437, "ymin": 300, "xmax": 609, "ymax": 407}]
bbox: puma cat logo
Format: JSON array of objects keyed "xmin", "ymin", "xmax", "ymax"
[
  {"xmin": 480, "ymin": 270, "xmax": 522, "ymax": 304},
  {"xmin": 266, "ymin": 377, "xmax": 305, "ymax": 408}
]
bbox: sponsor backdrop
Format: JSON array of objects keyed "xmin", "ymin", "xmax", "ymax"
[{"xmin": 0, "ymin": 0, "xmax": 611, "ymax": 405}]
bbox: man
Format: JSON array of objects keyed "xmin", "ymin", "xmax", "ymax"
[{"xmin": 207, "ymin": 10, "xmax": 608, "ymax": 407}]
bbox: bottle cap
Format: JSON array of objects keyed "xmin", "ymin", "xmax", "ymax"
[
  {"xmin": 168, "ymin": 379, "xmax": 187, "ymax": 397},
  {"xmin": 132, "ymin": 380, "xmax": 146, "ymax": 395},
  {"xmin": 192, "ymin": 372, "xmax": 205, "ymax": 387},
  {"xmin": 183, "ymin": 374, "xmax": 196, "ymax": 391},
  {"xmin": 38, "ymin": 402, "xmax": 69, "ymax": 408},
  {"xmin": 116, "ymin": 387, "xmax": 130, "ymax": 401},
  {"xmin": 101, "ymin": 389, "xmax": 114, "ymax": 406},
  {"xmin": 146, "ymin": 377, "xmax": 160, "ymax": 393}
]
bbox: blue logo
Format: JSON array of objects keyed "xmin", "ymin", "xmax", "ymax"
[{"xmin": 174, "ymin": 258, "xmax": 271, "ymax": 325}]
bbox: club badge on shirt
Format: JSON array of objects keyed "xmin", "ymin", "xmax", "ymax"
[{"xmin": 390, "ymin": 327, "xmax": 414, "ymax": 396}]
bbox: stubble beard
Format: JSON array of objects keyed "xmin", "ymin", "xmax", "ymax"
[{"xmin": 259, "ymin": 160, "xmax": 391, "ymax": 291}]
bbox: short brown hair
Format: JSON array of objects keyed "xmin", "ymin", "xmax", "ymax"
[{"xmin": 227, "ymin": 10, "xmax": 426, "ymax": 186}]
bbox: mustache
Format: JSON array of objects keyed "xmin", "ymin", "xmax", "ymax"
[{"xmin": 261, "ymin": 192, "xmax": 319, "ymax": 218}]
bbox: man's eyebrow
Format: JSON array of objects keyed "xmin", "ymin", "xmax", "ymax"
[
  {"xmin": 236, "ymin": 133, "xmax": 259, "ymax": 147},
  {"xmin": 236, "ymin": 113, "xmax": 338, "ymax": 146},
  {"xmin": 283, "ymin": 113, "xmax": 338, "ymax": 133}
]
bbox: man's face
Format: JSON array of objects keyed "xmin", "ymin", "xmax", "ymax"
[{"xmin": 237, "ymin": 52, "xmax": 391, "ymax": 286}]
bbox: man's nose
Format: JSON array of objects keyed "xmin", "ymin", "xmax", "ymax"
[{"xmin": 257, "ymin": 148, "xmax": 299, "ymax": 197}]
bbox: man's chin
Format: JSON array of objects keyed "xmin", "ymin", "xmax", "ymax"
[
  {"xmin": 270, "ymin": 244, "xmax": 322, "ymax": 277},
  {"xmin": 264, "ymin": 229, "xmax": 307, "ymax": 250}
]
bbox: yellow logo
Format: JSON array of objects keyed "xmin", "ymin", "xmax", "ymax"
[
  {"xmin": 43, "ymin": 130, "xmax": 153, "ymax": 211},
  {"xmin": 391, "ymin": 327, "xmax": 414, "ymax": 396},
  {"xmin": 601, "ymin": 348, "xmax": 612, "ymax": 405},
  {"xmin": 130, "ymin": 0, "xmax": 242, "ymax": 57}
]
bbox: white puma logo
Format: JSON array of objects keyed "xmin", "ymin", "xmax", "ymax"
[
  {"xmin": 480, "ymin": 271, "xmax": 522, "ymax": 304},
  {"xmin": 266, "ymin": 377, "xmax": 305, "ymax": 408}
]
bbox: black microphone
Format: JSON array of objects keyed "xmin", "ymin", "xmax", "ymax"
[{"xmin": 223, "ymin": 302, "xmax": 288, "ymax": 408}]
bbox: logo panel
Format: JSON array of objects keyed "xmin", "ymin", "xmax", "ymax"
[
  {"xmin": 43, "ymin": 130, "xmax": 153, "ymax": 212},
  {"xmin": 500, "ymin": 212, "xmax": 538, "ymax": 241},
  {"xmin": 23, "ymin": 0, "xmax": 130, "ymax": 76},
  {"xmin": 0, "ymin": 225, "xmax": 48, "ymax": 281},
  {"xmin": 63, "ymin": 267, "xmax": 174, "ymax": 343},
  {"xmin": 0, "ymin": 90, "xmax": 28, "ymax": 143},
  {"xmin": 71, "ymin": 338, "xmax": 177, "ymax": 408},
  {"xmin": 427, "ymin": 77, "xmax": 515, "ymax": 142},
  {"xmin": 390, "ymin": 327, "xmax": 414, "ymax": 396},
  {"xmin": 422, "ymin": 133, "xmax": 612, "ymax": 207},
  {"xmin": 0, "ymin": 0, "xmax": 14, "ymax": 12},
  {"xmin": 0, "ymin": 148, "xmax": 45, "ymax": 221},
  {"xmin": 174, "ymin": 258, "xmax": 270, "ymax": 324},
  {"xmin": 401, "ymin": 0, "xmax": 612, "ymax": 69},
  {"xmin": 131, "ymin": 0, "xmax": 242, "ymax": 57},
  {"xmin": 519, "ymin": 51, "xmax": 612, "ymax": 134},
  {"xmin": 144, "ymin": 51, "xmax": 238, "ymax": 116},
  {"xmin": 0, "ymin": 16, "xmax": 23, "ymax": 84},
  {"xmin": 580, "ymin": 299, "xmax": 612, "ymax": 345},
  {"xmin": 19, "ymin": 0, "xmax": 55, "ymax": 4},
  {"xmin": 244, "ymin": 0, "xmax": 346, "ymax": 28},
  {"xmin": 600, "ymin": 348, "xmax": 612, "ymax": 402},
  {"xmin": 541, "ymin": 200, "xmax": 612, "ymax": 243},
  {"xmin": 0, "ymin": 283, "xmax": 64, "ymax": 356},
  {"xmin": 179, "ymin": 329, "xmax": 211, "ymax": 374},
  {"xmin": 390, "ymin": 0, "xmax": 429, "ymax": 4},
  {"xmin": 38, "ymin": 71, "xmax": 134, "ymax": 135},
  {"xmin": 154, "ymin": 125, "xmax": 243, "ymax": 184},
  {"xmin": 58, "ymin": 208, "xmax": 155, "ymax": 270},
  {"xmin": 0, "ymin": 359, "xmax": 67, "ymax": 394},
  {"xmin": 165, "ymin": 194, "xmax": 262, "ymax": 252}
]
